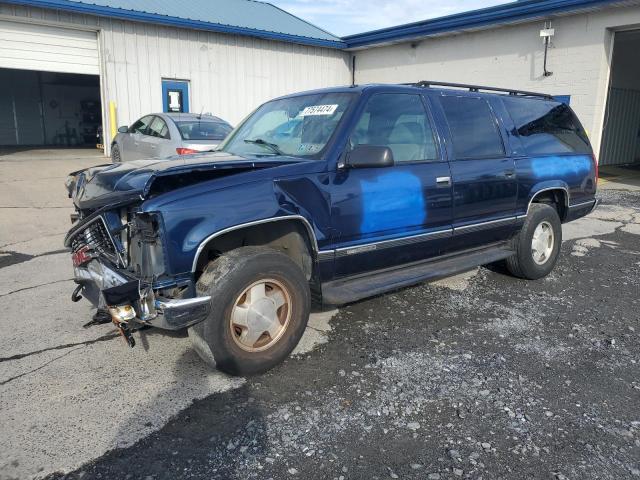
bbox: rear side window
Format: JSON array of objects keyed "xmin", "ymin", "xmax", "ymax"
[
  {"xmin": 439, "ymin": 96, "xmax": 505, "ymax": 159},
  {"xmin": 148, "ymin": 116, "xmax": 170, "ymax": 139},
  {"xmin": 503, "ymin": 98, "xmax": 591, "ymax": 155}
]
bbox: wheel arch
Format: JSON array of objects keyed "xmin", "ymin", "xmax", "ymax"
[
  {"xmin": 527, "ymin": 184, "xmax": 569, "ymax": 222},
  {"xmin": 191, "ymin": 216, "xmax": 319, "ymax": 281}
]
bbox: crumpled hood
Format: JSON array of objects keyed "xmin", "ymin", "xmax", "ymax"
[{"xmin": 67, "ymin": 152, "xmax": 304, "ymax": 210}]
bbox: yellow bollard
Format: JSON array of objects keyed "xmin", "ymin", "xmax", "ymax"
[{"xmin": 109, "ymin": 101, "xmax": 117, "ymax": 141}]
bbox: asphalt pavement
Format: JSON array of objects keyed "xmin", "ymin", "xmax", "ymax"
[{"xmin": 0, "ymin": 150, "xmax": 639, "ymax": 480}]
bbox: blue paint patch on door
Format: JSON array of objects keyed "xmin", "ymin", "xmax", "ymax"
[
  {"xmin": 162, "ymin": 80, "xmax": 190, "ymax": 113},
  {"xmin": 359, "ymin": 171, "xmax": 426, "ymax": 234}
]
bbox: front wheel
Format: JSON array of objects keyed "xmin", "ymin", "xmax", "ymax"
[
  {"xmin": 505, "ymin": 203, "xmax": 562, "ymax": 280},
  {"xmin": 111, "ymin": 144, "xmax": 122, "ymax": 163},
  {"xmin": 188, "ymin": 246, "xmax": 311, "ymax": 376}
]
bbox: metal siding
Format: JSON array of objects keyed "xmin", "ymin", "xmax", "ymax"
[
  {"xmin": 600, "ymin": 88, "xmax": 640, "ymax": 165},
  {"xmin": 0, "ymin": 19, "xmax": 98, "ymax": 73},
  {"xmin": 0, "ymin": 4, "xmax": 351, "ymax": 154}
]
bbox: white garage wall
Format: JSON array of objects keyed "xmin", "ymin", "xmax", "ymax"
[
  {"xmin": 0, "ymin": 4, "xmax": 351, "ymax": 154},
  {"xmin": 352, "ymin": 4, "xmax": 640, "ymax": 159}
]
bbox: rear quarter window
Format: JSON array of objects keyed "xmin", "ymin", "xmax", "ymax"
[
  {"xmin": 502, "ymin": 97, "xmax": 592, "ymax": 155},
  {"xmin": 439, "ymin": 96, "xmax": 505, "ymax": 159}
]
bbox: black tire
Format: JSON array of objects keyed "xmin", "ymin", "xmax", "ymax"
[
  {"xmin": 505, "ymin": 203, "xmax": 562, "ymax": 280},
  {"xmin": 111, "ymin": 144, "xmax": 122, "ymax": 163},
  {"xmin": 188, "ymin": 246, "xmax": 311, "ymax": 376}
]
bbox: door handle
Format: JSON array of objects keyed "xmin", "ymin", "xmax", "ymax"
[
  {"xmin": 436, "ymin": 176, "xmax": 451, "ymax": 186},
  {"xmin": 504, "ymin": 170, "xmax": 515, "ymax": 178}
]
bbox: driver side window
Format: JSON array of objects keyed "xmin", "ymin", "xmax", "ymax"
[{"xmin": 351, "ymin": 94, "xmax": 438, "ymax": 163}]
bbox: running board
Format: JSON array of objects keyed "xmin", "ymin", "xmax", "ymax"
[{"xmin": 321, "ymin": 243, "xmax": 514, "ymax": 306}]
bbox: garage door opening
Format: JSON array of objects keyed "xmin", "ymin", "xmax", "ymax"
[
  {"xmin": 600, "ymin": 30, "xmax": 640, "ymax": 168},
  {"xmin": 0, "ymin": 68, "xmax": 102, "ymax": 149}
]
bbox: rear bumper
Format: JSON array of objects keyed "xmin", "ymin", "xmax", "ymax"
[
  {"xmin": 565, "ymin": 197, "xmax": 598, "ymax": 222},
  {"xmin": 73, "ymin": 259, "xmax": 210, "ymax": 330}
]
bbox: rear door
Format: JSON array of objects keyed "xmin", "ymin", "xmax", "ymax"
[
  {"xmin": 121, "ymin": 115, "xmax": 153, "ymax": 161},
  {"xmin": 435, "ymin": 95, "xmax": 517, "ymax": 251},
  {"xmin": 330, "ymin": 92, "xmax": 453, "ymax": 277}
]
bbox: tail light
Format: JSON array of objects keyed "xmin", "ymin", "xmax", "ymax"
[
  {"xmin": 176, "ymin": 147, "xmax": 199, "ymax": 155},
  {"xmin": 592, "ymin": 153, "xmax": 599, "ymax": 186}
]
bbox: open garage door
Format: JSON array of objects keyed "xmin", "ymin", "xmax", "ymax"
[
  {"xmin": 600, "ymin": 30, "xmax": 640, "ymax": 167},
  {"xmin": 0, "ymin": 69, "xmax": 102, "ymax": 147},
  {"xmin": 0, "ymin": 21, "xmax": 102, "ymax": 148},
  {"xmin": 0, "ymin": 20, "xmax": 99, "ymax": 75}
]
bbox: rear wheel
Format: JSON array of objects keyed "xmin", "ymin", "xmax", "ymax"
[
  {"xmin": 506, "ymin": 203, "xmax": 562, "ymax": 280},
  {"xmin": 188, "ymin": 246, "xmax": 310, "ymax": 376},
  {"xmin": 111, "ymin": 144, "xmax": 122, "ymax": 163}
]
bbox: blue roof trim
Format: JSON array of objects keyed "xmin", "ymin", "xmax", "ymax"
[
  {"xmin": 344, "ymin": 0, "xmax": 625, "ymax": 48},
  {"xmin": 2, "ymin": 0, "xmax": 347, "ymax": 48}
]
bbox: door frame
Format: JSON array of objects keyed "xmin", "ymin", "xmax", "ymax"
[{"xmin": 162, "ymin": 79, "xmax": 190, "ymax": 114}]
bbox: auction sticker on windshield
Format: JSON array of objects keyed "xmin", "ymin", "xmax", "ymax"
[{"xmin": 300, "ymin": 104, "xmax": 338, "ymax": 116}]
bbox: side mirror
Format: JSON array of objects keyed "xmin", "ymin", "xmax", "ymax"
[
  {"xmin": 346, "ymin": 145, "xmax": 394, "ymax": 169},
  {"xmin": 117, "ymin": 126, "xmax": 129, "ymax": 133}
]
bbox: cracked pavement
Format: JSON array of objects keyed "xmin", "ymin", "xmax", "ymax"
[
  {"xmin": 0, "ymin": 150, "xmax": 338, "ymax": 480},
  {"xmin": 1, "ymin": 150, "xmax": 639, "ymax": 479}
]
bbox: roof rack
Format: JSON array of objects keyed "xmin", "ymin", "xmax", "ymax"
[{"xmin": 407, "ymin": 80, "xmax": 553, "ymax": 99}]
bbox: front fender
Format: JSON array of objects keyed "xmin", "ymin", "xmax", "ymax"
[
  {"xmin": 154, "ymin": 181, "xmax": 281, "ymax": 275},
  {"xmin": 146, "ymin": 175, "xmax": 331, "ymax": 276}
]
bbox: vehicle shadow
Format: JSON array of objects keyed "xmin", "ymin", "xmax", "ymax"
[
  {"xmin": 49, "ymin": 305, "xmax": 339, "ymax": 479},
  {"xmin": 96, "ymin": 347, "xmax": 267, "ymax": 479}
]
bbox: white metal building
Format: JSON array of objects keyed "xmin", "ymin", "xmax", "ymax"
[
  {"xmin": 0, "ymin": 0, "xmax": 350, "ymax": 152},
  {"xmin": 347, "ymin": 0, "xmax": 640, "ymax": 167},
  {"xmin": 0, "ymin": 0, "xmax": 639, "ymax": 167}
]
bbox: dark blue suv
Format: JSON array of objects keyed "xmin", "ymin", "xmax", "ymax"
[{"xmin": 65, "ymin": 82, "xmax": 598, "ymax": 375}]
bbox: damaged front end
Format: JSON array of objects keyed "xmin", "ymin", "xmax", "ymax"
[
  {"xmin": 65, "ymin": 206, "xmax": 210, "ymax": 346},
  {"xmin": 63, "ymin": 153, "xmax": 304, "ymax": 346}
]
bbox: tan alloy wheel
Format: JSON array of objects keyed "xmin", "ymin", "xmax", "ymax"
[
  {"xmin": 531, "ymin": 220, "xmax": 555, "ymax": 265},
  {"xmin": 229, "ymin": 278, "xmax": 291, "ymax": 352}
]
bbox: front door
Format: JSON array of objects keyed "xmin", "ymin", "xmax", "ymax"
[
  {"xmin": 121, "ymin": 115, "xmax": 153, "ymax": 161},
  {"xmin": 330, "ymin": 92, "xmax": 453, "ymax": 278},
  {"xmin": 435, "ymin": 95, "xmax": 518, "ymax": 251}
]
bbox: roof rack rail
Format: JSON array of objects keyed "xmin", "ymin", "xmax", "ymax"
[{"xmin": 407, "ymin": 80, "xmax": 553, "ymax": 99}]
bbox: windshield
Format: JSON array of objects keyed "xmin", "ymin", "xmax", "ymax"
[
  {"xmin": 175, "ymin": 120, "xmax": 232, "ymax": 141},
  {"xmin": 218, "ymin": 92, "xmax": 355, "ymax": 158}
]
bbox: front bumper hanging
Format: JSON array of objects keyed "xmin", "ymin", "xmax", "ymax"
[{"xmin": 73, "ymin": 259, "xmax": 211, "ymax": 332}]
